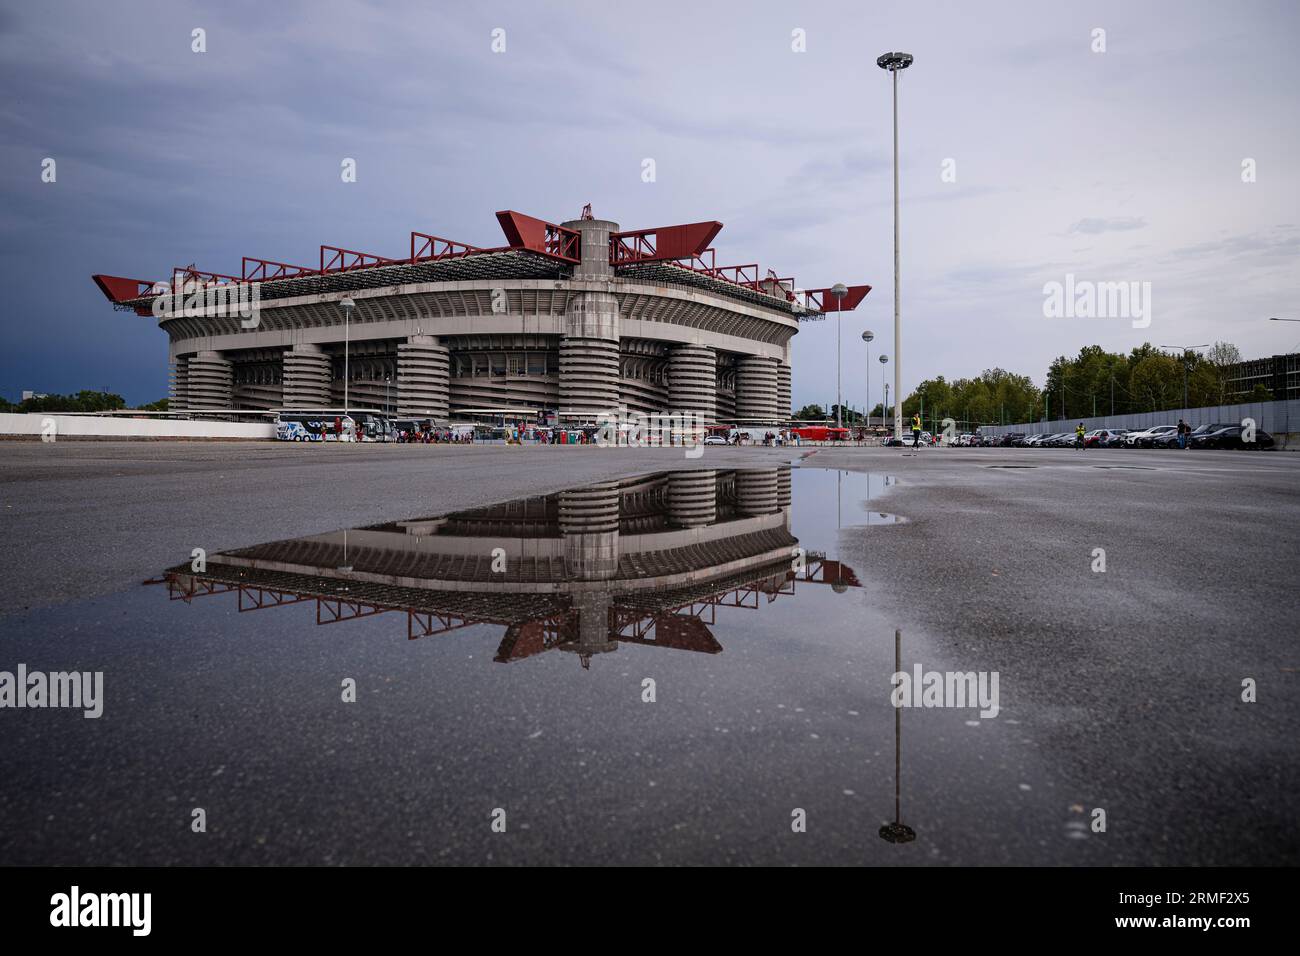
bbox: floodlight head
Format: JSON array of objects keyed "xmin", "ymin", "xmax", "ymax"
[
  {"xmin": 831, "ymin": 282, "xmax": 848, "ymax": 301},
  {"xmin": 877, "ymin": 51, "xmax": 914, "ymax": 71},
  {"xmin": 879, "ymin": 354, "xmax": 889, "ymax": 364},
  {"xmin": 862, "ymin": 330, "xmax": 875, "ymax": 343},
  {"xmin": 339, "ymin": 296, "xmax": 356, "ymax": 312}
]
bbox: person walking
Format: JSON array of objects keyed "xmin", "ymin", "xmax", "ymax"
[
  {"xmin": 1075, "ymin": 422, "xmax": 1086, "ymax": 449},
  {"xmin": 1177, "ymin": 418, "xmax": 1189, "ymax": 449},
  {"xmin": 911, "ymin": 413, "xmax": 923, "ymax": 448}
]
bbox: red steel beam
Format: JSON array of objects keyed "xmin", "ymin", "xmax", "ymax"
[
  {"xmin": 610, "ymin": 221, "xmax": 723, "ymax": 265},
  {"xmin": 242, "ymin": 257, "xmax": 316, "ymax": 282},
  {"xmin": 803, "ymin": 285, "xmax": 872, "ymax": 312},
  {"xmin": 495, "ymin": 210, "xmax": 580, "ymax": 263},
  {"xmin": 172, "ymin": 266, "xmax": 243, "ymax": 290},
  {"xmin": 91, "ymin": 274, "xmax": 162, "ymax": 303},
  {"xmin": 409, "ymin": 232, "xmax": 482, "ymax": 263},
  {"xmin": 320, "ymin": 245, "xmax": 399, "ymax": 274}
]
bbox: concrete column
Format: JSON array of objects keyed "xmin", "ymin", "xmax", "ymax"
[
  {"xmin": 396, "ymin": 335, "xmax": 450, "ymax": 419},
  {"xmin": 558, "ymin": 218, "xmax": 620, "ymax": 422},
  {"xmin": 735, "ymin": 468, "xmax": 780, "ymax": 516},
  {"xmin": 185, "ymin": 350, "xmax": 233, "ymax": 409},
  {"xmin": 668, "ymin": 470, "xmax": 717, "ymax": 528},
  {"xmin": 169, "ymin": 356, "xmax": 189, "ymax": 411},
  {"xmin": 777, "ymin": 362, "xmax": 792, "ymax": 419},
  {"xmin": 735, "ymin": 355, "xmax": 780, "ymax": 422},
  {"xmin": 668, "ymin": 345, "xmax": 716, "ymax": 421},
  {"xmin": 281, "ymin": 343, "xmax": 331, "ymax": 409},
  {"xmin": 560, "ymin": 293, "xmax": 620, "ymax": 420},
  {"xmin": 777, "ymin": 465, "xmax": 792, "ymax": 508},
  {"xmin": 562, "ymin": 217, "xmax": 617, "ymax": 280},
  {"xmin": 559, "ymin": 482, "xmax": 620, "ymax": 580}
]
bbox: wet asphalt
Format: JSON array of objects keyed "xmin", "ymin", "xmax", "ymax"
[{"xmin": 0, "ymin": 441, "xmax": 1295, "ymax": 865}]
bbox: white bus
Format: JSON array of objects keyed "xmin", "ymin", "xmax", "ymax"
[{"xmin": 274, "ymin": 409, "xmax": 394, "ymax": 442}]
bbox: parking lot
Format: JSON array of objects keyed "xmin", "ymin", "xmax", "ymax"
[{"xmin": 0, "ymin": 440, "xmax": 1296, "ymax": 864}]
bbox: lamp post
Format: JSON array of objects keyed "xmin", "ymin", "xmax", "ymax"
[
  {"xmin": 862, "ymin": 330, "xmax": 875, "ymax": 429},
  {"xmin": 1160, "ymin": 343, "xmax": 1208, "ymax": 410},
  {"xmin": 882, "ymin": 355, "xmax": 891, "ymax": 432},
  {"xmin": 339, "ymin": 297, "xmax": 355, "ymax": 435},
  {"xmin": 878, "ymin": 50, "xmax": 913, "ymax": 440},
  {"xmin": 831, "ymin": 283, "xmax": 848, "ymax": 428}
]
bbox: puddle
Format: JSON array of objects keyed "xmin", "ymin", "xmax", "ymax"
[{"xmin": 0, "ymin": 466, "xmax": 1089, "ymax": 866}]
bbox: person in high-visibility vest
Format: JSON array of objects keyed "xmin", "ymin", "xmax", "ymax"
[
  {"xmin": 1075, "ymin": 422, "xmax": 1087, "ymax": 449},
  {"xmin": 911, "ymin": 413, "xmax": 923, "ymax": 447}
]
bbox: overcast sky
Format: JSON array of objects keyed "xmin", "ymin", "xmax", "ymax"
[{"xmin": 1, "ymin": 0, "xmax": 1297, "ymax": 407}]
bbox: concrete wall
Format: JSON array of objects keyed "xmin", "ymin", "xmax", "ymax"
[
  {"xmin": 0, "ymin": 413, "xmax": 275, "ymax": 440},
  {"xmin": 978, "ymin": 398, "xmax": 1300, "ymax": 446}
]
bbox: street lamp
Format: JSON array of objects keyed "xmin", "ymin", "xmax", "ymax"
[
  {"xmin": 862, "ymin": 330, "xmax": 875, "ymax": 429},
  {"xmin": 339, "ymin": 297, "xmax": 355, "ymax": 435},
  {"xmin": 881, "ymin": 354, "xmax": 891, "ymax": 426},
  {"xmin": 1160, "ymin": 343, "xmax": 1208, "ymax": 410},
  {"xmin": 831, "ymin": 283, "xmax": 848, "ymax": 428},
  {"xmin": 878, "ymin": 50, "xmax": 912, "ymax": 440}
]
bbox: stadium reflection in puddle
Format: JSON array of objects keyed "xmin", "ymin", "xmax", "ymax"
[{"xmin": 163, "ymin": 467, "xmax": 902, "ymax": 668}]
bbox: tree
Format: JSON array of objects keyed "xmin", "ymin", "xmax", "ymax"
[
  {"xmin": 794, "ymin": 403, "xmax": 826, "ymax": 420},
  {"xmin": 15, "ymin": 390, "xmax": 127, "ymax": 413},
  {"xmin": 1129, "ymin": 354, "xmax": 1181, "ymax": 411},
  {"xmin": 1206, "ymin": 341, "xmax": 1243, "ymax": 403}
]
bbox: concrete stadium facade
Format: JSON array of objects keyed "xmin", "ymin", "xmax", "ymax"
[{"xmin": 94, "ymin": 212, "xmax": 867, "ymax": 424}]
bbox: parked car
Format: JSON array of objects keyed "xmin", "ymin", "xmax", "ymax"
[
  {"xmin": 1190, "ymin": 424, "xmax": 1275, "ymax": 450},
  {"xmin": 703, "ymin": 434, "xmax": 729, "ymax": 446},
  {"xmin": 1124, "ymin": 424, "xmax": 1177, "ymax": 448},
  {"xmin": 1086, "ymin": 428, "xmax": 1128, "ymax": 448},
  {"xmin": 1185, "ymin": 423, "xmax": 1235, "ymax": 445}
]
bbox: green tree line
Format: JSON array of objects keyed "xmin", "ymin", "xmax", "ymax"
[{"xmin": 0, "ymin": 391, "xmax": 169, "ymax": 413}]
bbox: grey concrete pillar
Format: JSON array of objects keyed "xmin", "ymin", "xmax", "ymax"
[
  {"xmin": 281, "ymin": 343, "xmax": 332, "ymax": 409},
  {"xmin": 558, "ymin": 218, "xmax": 620, "ymax": 422},
  {"xmin": 668, "ymin": 470, "xmax": 717, "ymax": 528},
  {"xmin": 777, "ymin": 362, "xmax": 792, "ymax": 419},
  {"xmin": 777, "ymin": 465, "xmax": 792, "ymax": 508},
  {"xmin": 560, "ymin": 293, "xmax": 620, "ymax": 420},
  {"xmin": 396, "ymin": 335, "xmax": 450, "ymax": 419},
  {"xmin": 735, "ymin": 355, "xmax": 780, "ymax": 422},
  {"xmin": 559, "ymin": 482, "xmax": 620, "ymax": 580},
  {"xmin": 736, "ymin": 468, "xmax": 780, "ymax": 516},
  {"xmin": 185, "ymin": 350, "xmax": 233, "ymax": 409},
  {"xmin": 169, "ymin": 356, "xmax": 189, "ymax": 411},
  {"xmin": 668, "ymin": 345, "xmax": 716, "ymax": 421},
  {"xmin": 562, "ymin": 217, "xmax": 617, "ymax": 280}
]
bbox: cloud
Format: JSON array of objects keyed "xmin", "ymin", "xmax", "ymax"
[{"xmin": 1067, "ymin": 217, "xmax": 1149, "ymax": 235}]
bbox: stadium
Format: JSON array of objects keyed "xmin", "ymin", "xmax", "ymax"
[
  {"xmin": 92, "ymin": 207, "xmax": 870, "ymax": 425},
  {"xmin": 162, "ymin": 467, "xmax": 860, "ymax": 667}
]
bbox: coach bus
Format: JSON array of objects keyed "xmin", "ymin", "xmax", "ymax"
[{"xmin": 274, "ymin": 409, "xmax": 394, "ymax": 442}]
